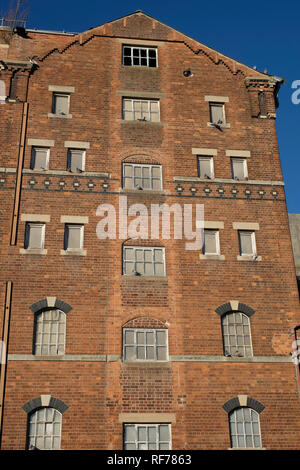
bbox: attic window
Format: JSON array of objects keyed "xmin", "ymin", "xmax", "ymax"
[{"xmin": 122, "ymin": 46, "xmax": 157, "ymax": 67}]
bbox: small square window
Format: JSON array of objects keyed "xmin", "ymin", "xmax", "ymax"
[
  {"xmin": 122, "ymin": 46, "xmax": 157, "ymax": 67},
  {"xmin": 31, "ymin": 147, "xmax": 49, "ymax": 171},
  {"xmin": 67, "ymin": 149, "xmax": 85, "ymax": 173},
  {"xmin": 64, "ymin": 224, "xmax": 84, "ymax": 250},
  {"xmin": 198, "ymin": 156, "xmax": 214, "ymax": 179},
  {"xmin": 123, "ymin": 328, "xmax": 168, "ymax": 361},
  {"xmin": 209, "ymin": 102, "xmax": 226, "ymax": 125},
  {"xmin": 203, "ymin": 229, "xmax": 220, "ymax": 255},
  {"xmin": 52, "ymin": 93, "xmax": 70, "ymax": 115},
  {"xmin": 25, "ymin": 223, "xmax": 45, "ymax": 250},
  {"xmin": 238, "ymin": 231, "xmax": 256, "ymax": 256},
  {"xmin": 231, "ymin": 158, "xmax": 247, "ymax": 180}
]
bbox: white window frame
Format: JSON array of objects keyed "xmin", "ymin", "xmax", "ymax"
[
  {"xmin": 28, "ymin": 407, "xmax": 62, "ymax": 450},
  {"xmin": 123, "ymin": 328, "xmax": 169, "ymax": 362},
  {"xmin": 67, "ymin": 148, "xmax": 86, "ymax": 172},
  {"xmin": 122, "ymin": 163, "xmax": 162, "ymax": 190},
  {"xmin": 123, "ymin": 246, "xmax": 166, "ymax": 276},
  {"xmin": 25, "ymin": 223, "xmax": 45, "ymax": 250},
  {"xmin": 229, "ymin": 407, "xmax": 262, "ymax": 449},
  {"xmin": 238, "ymin": 230, "xmax": 257, "ymax": 256},
  {"xmin": 64, "ymin": 224, "xmax": 84, "ymax": 251},
  {"xmin": 231, "ymin": 157, "xmax": 248, "ymax": 180},
  {"xmin": 122, "ymin": 98, "xmax": 160, "ymax": 122},
  {"xmin": 124, "ymin": 423, "xmax": 171, "ymax": 450},
  {"xmin": 30, "ymin": 147, "xmax": 50, "ymax": 171},
  {"xmin": 197, "ymin": 156, "xmax": 214, "ymax": 179},
  {"xmin": 203, "ymin": 229, "xmax": 220, "ymax": 255},
  {"xmin": 34, "ymin": 309, "xmax": 66, "ymax": 356},
  {"xmin": 209, "ymin": 102, "xmax": 226, "ymax": 125},
  {"xmin": 222, "ymin": 312, "xmax": 253, "ymax": 358},
  {"xmin": 122, "ymin": 45, "xmax": 158, "ymax": 67},
  {"xmin": 52, "ymin": 92, "xmax": 70, "ymax": 116}
]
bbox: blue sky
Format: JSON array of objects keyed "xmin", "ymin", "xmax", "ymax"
[{"xmin": 10, "ymin": 0, "xmax": 300, "ymax": 212}]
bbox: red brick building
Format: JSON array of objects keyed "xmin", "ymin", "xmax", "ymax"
[{"xmin": 0, "ymin": 11, "xmax": 300, "ymax": 450}]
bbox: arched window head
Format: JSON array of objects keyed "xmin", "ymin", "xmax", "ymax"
[
  {"xmin": 229, "ymin": 407, "xmax": 262, "ymax": 449},
  {"xmin": 34, "ymin": 309, "xmax": 66, "ymax": 356},
  {"xmin": 28, "ymin": 407, "xmax": 62, "ymax": 450},
  {"xmin": 222, "ymin": 312, "xmax": 253, "ymax": 357}
]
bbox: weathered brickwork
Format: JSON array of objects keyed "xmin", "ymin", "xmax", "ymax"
[{"xmin": 0, "ymin": 11, "xmax": 300, "ymax": 450}]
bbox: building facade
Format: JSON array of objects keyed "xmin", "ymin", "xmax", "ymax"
[{"xmin": 0, "ymin": 11, "xmax": 300, "ymax": 450}]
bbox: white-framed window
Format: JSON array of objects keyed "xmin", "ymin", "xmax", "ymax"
[
  {"xmin": 123, "ymin": 246, "xmax": 165, "ymax": 276},
  {"xmin": 231, "ymin": 158, "xmax": 248, "ymax": 180},
  {"xmin": 238, "ymin": 230, "xmax": 257, "ymax": 256},
  {"xmin": 229, "ymin": 407, "xmax": 262, "ymax": 448},
  {"xmin": 123, "ymin": 328, "xmax": 168, "ymax": 361},
  {"xmin": 64, "ymin": 224, "xmax": 84, "ymax": 251},
  {"xmin": 222, "ymin": 312, "xmax": 253, "ymax": 357},
  {"xmin": 123, "ymin": 163, "xmax": 162, "ymax": 190},
  {"xmin": 122, "ymin": 98, "xmax": 160, "ymax": 122},
  {"xmin": 52, "ymin": 92, "xmax": 70, "ymax": 115},
  {"xmin": 197, "ymin": 156, "xmax": 214, "ymax": 179},
  {"xmin": 30, "ymin": 147, "xmax": 49, "ymax": 171},
  {"xmin": 209, "ymin": 102, "xmax": 226, "ymax": 125},
  {"xmin": 67, "ymin": 149, "xmax": 85, "ymax": 172},
  {"xmin": 203, "ymin": 229, "xmax": 220, "ymax": 255},
  {"xmin": 124, "ymin": 423, "xmax": 171, "ymax": 450},
  {"xmin": 28, "ymin": 407, "xmax": 62, "ymax": 450},
  {"xmin": 122, "ymin": 46, "xmax": 157, "ymax": 67},
  {"xmin": 25, "ymin": 223, "xmax": 45, "ymax": 250},
  {"xmin": 34, "ymin": 309, "xmax": 66, "ymax": 356}
]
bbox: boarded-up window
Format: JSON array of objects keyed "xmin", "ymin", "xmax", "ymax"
[
  {"xmin": 123, "ymin": 328, "xmax": 168, "ymax": 361},
  {"xmin": 64, "ymin": 224, "xmax": 83, "ymax": 250},
  {"xmin": 67, "ymin": 149, "xmax": 85, "ymax": 172},
  {"xmin": 52, "ymin": 93, "xmax": 69, "ymax": 115},
  {"xmin": 124, "ymin": 424, "xmax": 171, "ymax": 450},
  {"xmin": 25, "ymin": 223, "xmax": 45, "ymax": 249},
  {"xmin": 198, "ymin": 156, "xmax": 213, "ymax": 178},
  {"xmin": 210, "ymin": 102, "xmax": 225, "ymax": 124},
  {"xmin": 239, "ymin": 231, "xmax": 256, "ymax": 255},
  {"xmin": 204, "ymin": 229, "xmax": 219, "ymax": 254},
  {"xmin": 31, "ymin": 147, "xmax": 49, "ymax": 170},
  {"xmin": 231, "ymin": 158, "xmax": 247, "ymax": 180}
]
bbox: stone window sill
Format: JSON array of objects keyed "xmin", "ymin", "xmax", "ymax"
[
  {"xmin": 48, "ymin": 113, "xmax": 72, "ymax": 119},
  {"xmin": 60, "ymin": 249, "xmax": 86, "ymax": 256},
  {"xmin": 200, "ymin": 254, "xmax": 225, "ymax": 260},
  {"xmin": 19, "ymin": 248, "xmax": 47, "ymax": 255},
  {"xmin": 207, "ymin": 122, "xmax": 230, "ymax": 129},
  {"xmin": 237, "ymin": 255, "xmax": 262, "ymax": 261},
  {"xmin": 117, "ymin": 119, "xmax": 167, "ymax": 127},
  {"xmin": 120, "ymin": 188, "xmax": 165, "ymax": 195},
  {"xmin": 122, "ymin": 275, "xmax": 167, "ymax": 280}
]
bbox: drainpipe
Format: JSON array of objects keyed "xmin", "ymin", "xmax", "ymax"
[{"xmin": 291, "ymin": 324, "xmax": 300, "ymax": 404}]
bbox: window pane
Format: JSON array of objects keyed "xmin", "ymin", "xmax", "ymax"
[
  {"xmin": 159, "ymin": 425, "xmax": 170, "ymax": 441},
  {"xmin": 210, "ymin": 103, "xmax": 224, "ymax": 123},
  {"xmin": 33, "ymin": 148, "xmax": 48, "ymax": 170},
  {"xmin": 54, "ymin": 94, "xmax": 69, "ymax": 115},
  {"xmin": 125, "ymin": 330, "xmax": 135, "ymax": 344},
  {"xmin": 28, "ymin": 224, "xmax": 44, "ymax": 249},
  {"xmin": 156, "ymin": 330, "xmax": 166, "ymax": 345},
  {"xmin": 204, "ymin": 230, "xmax": 217, "ymax": 254},
  {"xmin": 69, "ymin": 150, "xmax": 84, "ymax": 172},
  {"xmin": 146, "ymin": 346, "xmax": 154, "ymax": 359},
  {"xmin": 137, "ymin": 346, "xmax": 145, "ymax": 359},
  {"xmin": 66, "ymin": 225, "xmax": 82, "ymax": 249},
  {"xmin": 239, "ymin": 231, "xmax": 254, "ymax": 255},
  {"xmin": 138, "ymin": 427, "xmax": 147, "ymax": 441},
  {"xmin": 232, "ymin": 158, "xmax": 246, "ymax": 179},
  {"xmin": 199, "ymin": 158, "xmax": 212, "ymax": 178},
  {"xmin": 157, "ymin": 346, "xmax": 167, "ymax": 360}
]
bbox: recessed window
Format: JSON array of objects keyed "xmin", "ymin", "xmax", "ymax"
[
  {"xmin": 124, "ymin": 424, "xmax": 171, "ymax": 450},
  {"xmin": 122, "ymin": 98, "xmax": 160, "ymax": 122},
  {"xmin": 229, "ymin": 407, "xmax": 262, "ymax": 448},
  {"xmin": 123, "ymin": 163, "xmax": 162, "ymax": 190},
  {"xmin": 203, "ymin": 229, "xmax": 220, "ymax": 255},
  {"xmin": 123, "ymin": 46, "xmax": 157, "ymax": 67},
  {"xmin": 209, "ymin": 102, "xmax": 226, "ymax": 126},
  {"xmin": 123, "ymin": 328, "xmax": 168, "ymax": 361},
  {"xmin": 28, "ymin": 407, "xmax": 62, "ymax": 450},
  {"xmin": 34, "ymin": 309, "xmax": 66, "ymax": 356},
  {"xmin": 64, "ymin": 224, "xmax": 84, "ymax": 251},
  {"xmin": 52, "ymin": 93, "xmax": 70, "ymax": 115},
  {"xmin": 238, "ymin": 230, "xmax": 256, "ymax": 256},
  {"xmin": 231, "ymin": 158, "xmax": 248, "ymax": 180},
  {"xmin": 222, "ymin": 312, "xmax": 253, "ymax": 357},
  {"xmin": 67, "ymin": 149, "xmax": 85, "ymax": 172},
  {"xmin": 25, "ymin": 223, "xmax": 45, "ymax": 250},
  {"xmin": 198, "ymin": 156, "xmax": 214, "ymax": 179},
  {"xmin": 31, "ymin": 147, "xmax": 49, "ymax": 171},
  {"xmin": 123, "ymin": 246, "xmax": 165, "ymax": 276}
]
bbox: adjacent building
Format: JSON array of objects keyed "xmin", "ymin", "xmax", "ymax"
[{"xmin": 0, "ymin": 11, "xmax": 300, "ymax": 450}]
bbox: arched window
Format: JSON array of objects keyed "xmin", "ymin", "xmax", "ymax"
[
  {"xmin": 221, "ymin": 311, "xmax": 253, "ymax": 357},
  {"xmin": 34, "ymin": 309, "xmax": 66, "ymax": 355},
  {"xmin": 229, "ymin": 407, "xmax": 262, "ymax": 448},
  {"xmin": 28, "ymin": 407, "xmax": 62, "ymax": 450}
]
